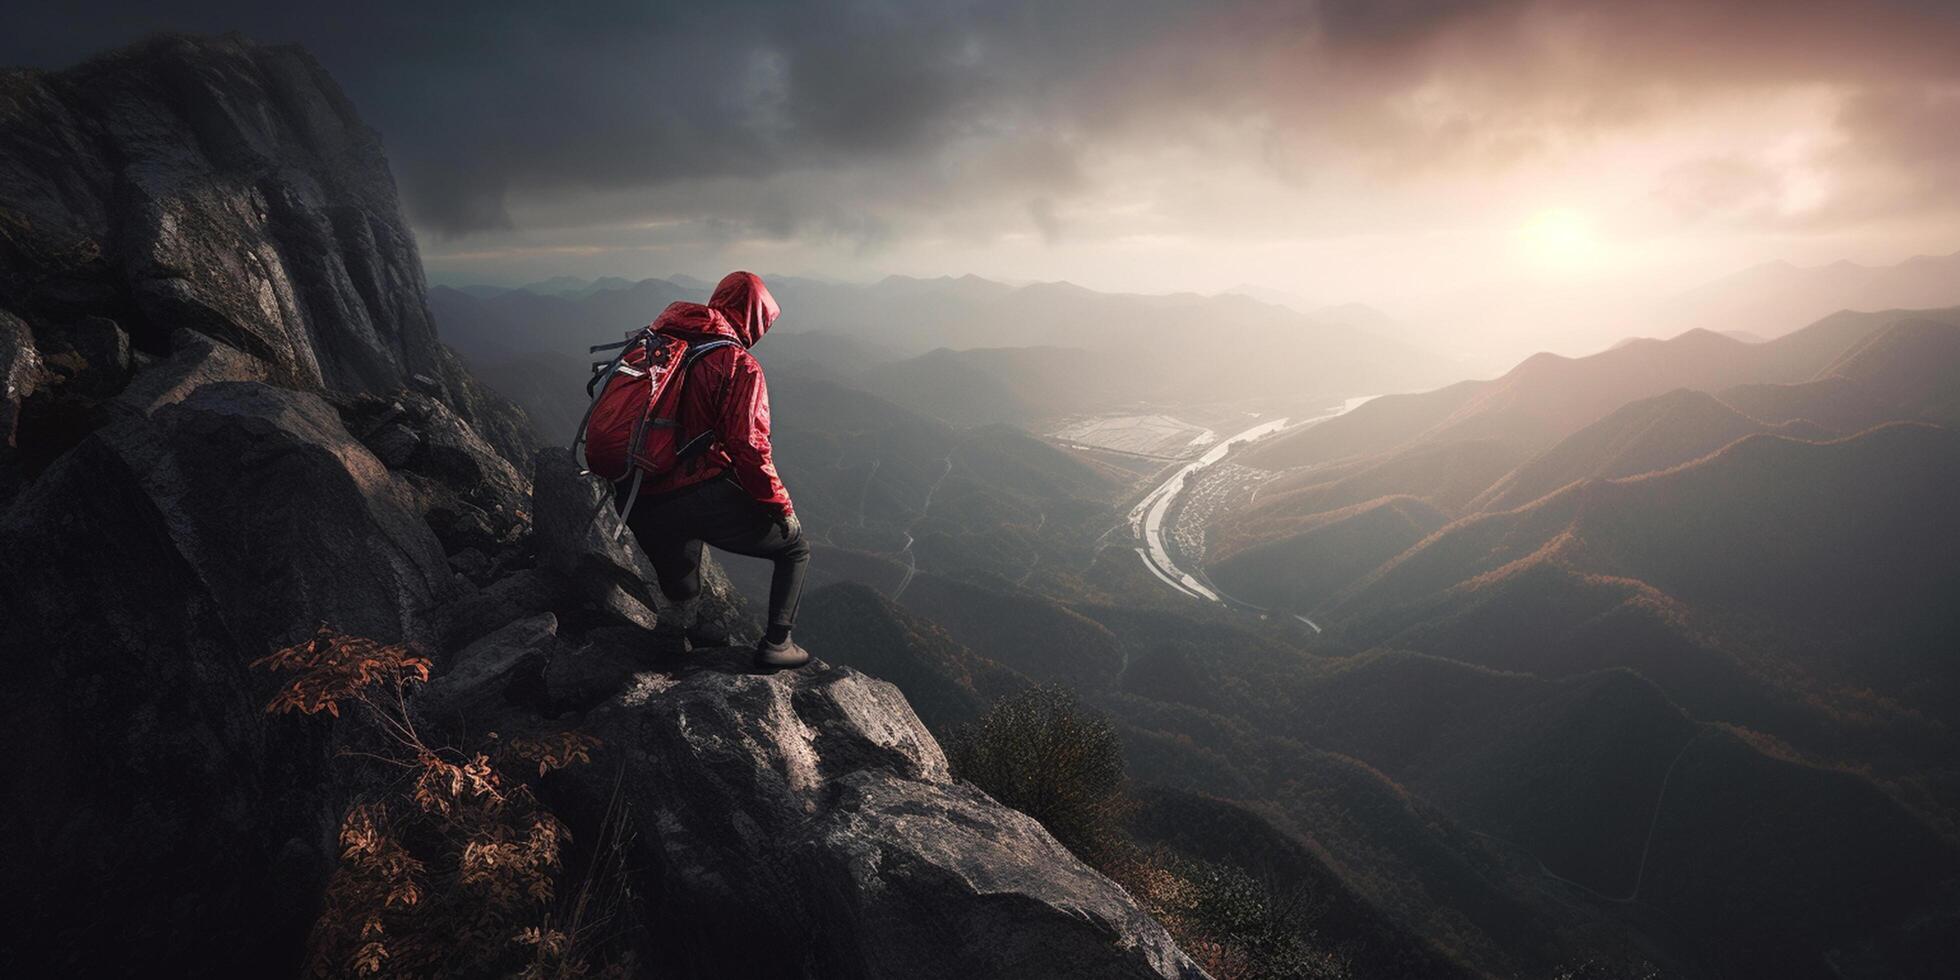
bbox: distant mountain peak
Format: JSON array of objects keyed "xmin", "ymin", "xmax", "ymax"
[{"xmin": 1664, "ymin": 248, "xmax": 1960, "ymax": 341}]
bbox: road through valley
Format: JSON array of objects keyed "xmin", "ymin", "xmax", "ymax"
[{"xmin": 1128, "ymin": 396, "xmax": 1376, "ymax": 609}]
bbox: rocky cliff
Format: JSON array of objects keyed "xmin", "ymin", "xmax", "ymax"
[
  {"xmin": 0, "ymin": 32, "xmax": 534, "ymax": 485},
  {"xmin": 0, "ymin": 35, "xmax": 1202, "ymax": 979}
]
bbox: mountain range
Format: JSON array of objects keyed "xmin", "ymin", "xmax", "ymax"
[
  {"xmin": 429, "ymin": 272, "xmax": 1464, "ymax": 429},
  {"xmin": 1175, "ymin": 306, "xmax": 1960, "ymax": 977},
  {"xmin": 1659, "ymin": 250, "xmax": 1960, "ymax": 342}
]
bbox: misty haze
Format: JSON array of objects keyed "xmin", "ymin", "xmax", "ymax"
[{"xmin": 4, "ymin": 4, "xmax": 1959, "ymax": 979}]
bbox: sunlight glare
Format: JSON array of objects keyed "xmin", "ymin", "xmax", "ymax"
[{"xmin": 1518, "ymin": 207, "xmax": 1604, "ymax": 274}]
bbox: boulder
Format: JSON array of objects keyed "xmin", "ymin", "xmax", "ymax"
[
  {"xmin": 414, "ymin": 612, "xmax": 557, "ymax": 738},
  {"xmin": 435, "ymin": 567, "xmax": 556, "ymax": 649},
  {"xmin": 0, "ymin": 379, "xmax": 452, "ymax": 976},
  {"xmin": 109, "ymin": 328, "xmax": 272, "ymax": 418},
  {"xmin": 686, "ymin": 554, "xmax": 764, "ymax": 647},
  {"xmin": 393, "ymin": 391, "xmax": 531, "ymax": 521},
  {"xmin": 531, "ymin": 446, "xmax": 662, "ymax": 629},
  {"xmin": 338, "ymin": 388, "xmax": 532, "ymax": 558},
  {"xmin": 554, "ymin": 652, "xmax": 1208, "ymax": 980},
  {"xmin": 376, "ymin": 391, "xmax": 528, "ymax": 501},
  {"xmin": 362, "ymin": 419, "xmax": 420, "ymax": 466},
  {"xmin": 542, "ymin": 628, "xmax": 649, "ymax": 714},
  {"xmin": 446, "ymin": 545, "xmax": 495, "ymax": 584},
  {"xmin": 529, "ymin": 447, "xmax": 760, "ymax": 638}
]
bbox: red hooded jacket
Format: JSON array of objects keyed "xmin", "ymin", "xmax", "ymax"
[{"xmin": 643, "ymin": 271, "xmax": 795, "ymax": 516}]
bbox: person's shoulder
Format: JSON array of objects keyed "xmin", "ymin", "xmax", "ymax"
[{"xmin": 693, "ymin": 339, "xmax": 757, "ymax": 373}]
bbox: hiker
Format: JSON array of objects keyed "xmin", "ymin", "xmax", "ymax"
[{"xmin": 611, "ymin": 271, "xmax": 811, "ymax": 668}]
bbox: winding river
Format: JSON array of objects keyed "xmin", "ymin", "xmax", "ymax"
[{"xmin": 1129, "ymin": 396, "xmax": 1377, "ymax": 609}]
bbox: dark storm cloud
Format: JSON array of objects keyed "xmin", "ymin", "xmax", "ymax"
[
  {"xmin": 7, "ymin": 0, "xmax": 1960, "ymax": 243},
  {"xmin": 4, "ymin": 1, "xmax": 1207, "ymax": 238}
]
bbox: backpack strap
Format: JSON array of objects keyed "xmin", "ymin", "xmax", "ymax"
[
  {"xmin": 611, "ymin": 467, "xmax": 646, "ymax": 541},
  {"xmin": 681, "ymin": 338, "xmax": 738, "ymax": 367},
  {"xmin": 673, "ymin": 429, "xmax": 718, "ymax": 462},
  {"xmin": 665, "ymin": 339, "xmax": 740, "ymax": 459}
]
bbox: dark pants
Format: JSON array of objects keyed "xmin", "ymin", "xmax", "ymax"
[{"xmin": 621, "ymin": 476, "xmax": 810, "ymax": 630}]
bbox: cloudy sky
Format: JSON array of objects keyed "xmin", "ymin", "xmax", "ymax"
[{"xmin": 9, "ymin": 1, "xmax": 1960, "ymax": 342}]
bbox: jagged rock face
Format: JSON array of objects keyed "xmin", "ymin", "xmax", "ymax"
[
  {"xmin": 108, "ymin": 327, "xmax": 272, "ymax": 418},
  {"xmin": 0, "ymin": 33, "xmax": 537, "ymax": 466},
  {"xmin": 339, "ymin": 388, "xmax": 533, "ymax": 569},
  {"xmin": 0, "ymin": 380, "xmax": 452, "ymax": 975},
  {"xmin": 532, "ymin": 445, "xmax": 666, "ymax": 629},
  {"xmin": 2, "ymin": 34, "xmax": 428, "ymax": 390},
  {"xmin": 435, "ymin": 342, "xmax": 542, "ymax": 467},
  {"xmin": 545, "ymin": 648, "xmax": 1206, "ymax": 980}
]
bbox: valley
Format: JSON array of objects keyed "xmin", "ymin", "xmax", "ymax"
[
  {"xmin": 1127, "ymin": 415, "xmax": 1290, "ymax": 604},
  {"xmin": 1112, "ymin": 394, "xmax": 1380, "ymax": 614},
  {"xmin": 430, "ymin": 272, "xmax": 1960, "ymax": 980}
]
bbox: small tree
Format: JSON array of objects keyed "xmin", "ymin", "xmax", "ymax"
[
  {"xmin": 1172, "ymin": 860, "xmax": 1350, "ymax": 980},
  {"xmin": 257, "ymin": 625, "xmax": 616, "ymax": 979},
  {"xmin": 947, "ymin": 685, "xmax": 1353, "ymax": 979},
  {"xmin": 947, "ymin": 684, "xmax": 1127, "ymax": 862}
]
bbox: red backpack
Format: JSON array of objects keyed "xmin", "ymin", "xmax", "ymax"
[{"xmin": 573, "ymin": 326, "xmax": 737, "ymax": 534}]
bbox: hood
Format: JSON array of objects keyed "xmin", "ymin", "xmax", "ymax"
[
  {"xmin": 649, "ymin": 300, "xmax": 737, "ymax": 340},
  {"xmin": 708, "ymin": 271, "xmax": 780, "ymax": 348}
]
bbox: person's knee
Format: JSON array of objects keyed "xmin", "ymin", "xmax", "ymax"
[{"xmin": 781, "ymin": 532, "xmax": 812, "ymax": 563}]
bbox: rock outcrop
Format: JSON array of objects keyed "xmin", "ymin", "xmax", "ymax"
[
  {"xmin": 590, "ymin": 653, "xmax": 1202, "ymax": 979},
  {"xmin": 458, "ymin": 636, "xmax": 1208, "ymax": 980},
  {"xmin": 109, "ymin": 327, "xmax": 272, "ymax": 417},
  {"xmin": 532, "ymin": 446, "xmax": 666, "ymax": 630},
  {"xmin": 0, "ymin": 380, "xmax": 452, "ymax": 975},
  {"xmin": 0, "ymin": 32, "xmax": 535, "ymax": 472},
  {"xmin": 339, "ymin": 387, "xmax": 533, "ymax": 566},
  {"xmin": 0, "ymin": 33, "xmax": 1204, "ymax": 980}
]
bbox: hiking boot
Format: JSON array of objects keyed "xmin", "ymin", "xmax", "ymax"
[{"xmin": 754, "ymin": 636, "xmax": 811, "ymax": 670}]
